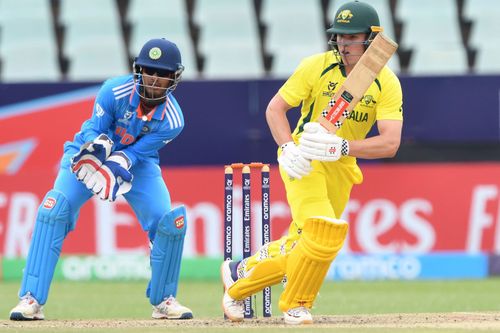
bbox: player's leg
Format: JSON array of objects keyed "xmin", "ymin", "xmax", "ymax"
[
  {"xmin": 222, "ymin": 237, "xmax": 288, "ymax": 321},
  {"xmin": 124, "ymin": 162, "xmax": 192, "ymax": 319},
  {"xmin": 279, "ymin": 161, "xmax": 358, "ymax": 324},
  {"xmin": 279, "ymin": 216, "xmax": 348, "ymax": 324},
  {"xmin": 222, "ymin": 162, "xmax": 336, "ymax": 320},
  {"xmin": 10, "ymin": 167, "xmax": 91, "ymax": 320}
]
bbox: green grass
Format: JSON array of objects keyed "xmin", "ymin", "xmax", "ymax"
[{"xmin": 1, "ymin": 279, "xmax": 500, "ymax": 332}]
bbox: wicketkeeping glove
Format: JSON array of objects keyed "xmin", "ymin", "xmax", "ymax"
[
  {"xmin": 278, "ymin": 141, "xmax": 312, "ymax": 179},
  {"xmin": 71, "ymin": 134, "xmax": 113, "ymax": 184},
  {"xmin": 85, "ymin": 152, "xmax": 133, "ymax": 202},
  {"xmin": 299, "ymin": 122, "xmax": 349, "ymax": 162}
]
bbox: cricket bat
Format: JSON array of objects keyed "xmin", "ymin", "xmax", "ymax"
[{"xmin": 318, "ymin": 33, "xmax": 398, "ymax": 133}]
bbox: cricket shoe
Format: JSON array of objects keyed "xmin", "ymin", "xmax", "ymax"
[
  {"xmin": 152, "ymin": 296, "xmax": 193, "ymax": 319},
  {"xmin": 221, "ymin": 260, "xmax": 244, "ymax": 322},
  {"xmin": 283, "ymin": 306, "xmax": 313, "ymax": 325},
  {"xmin": 10, "ymin": 293, "xmax": 45, "ymax": 321}
]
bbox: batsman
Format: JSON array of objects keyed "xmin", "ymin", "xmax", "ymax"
[
  {"xmin": 10, "ymin": 38, "xmax": 193, "ymax": 320},
  {"xmin": 221, "ymin": 1, "xmax": 403, "ymax": 324}
]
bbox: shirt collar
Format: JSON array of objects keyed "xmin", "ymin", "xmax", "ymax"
[{"xmin": 129, "ymin": 81, "xmax": 168, "ymax": 122}]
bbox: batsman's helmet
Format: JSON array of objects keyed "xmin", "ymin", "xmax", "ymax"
[
  {"xmin": 327, "ymin": 1, "xmax": 381, "ymax": 35},
  {"xmin": 327, "ymin": 0, "xmax": 382, "ymax": 59}
]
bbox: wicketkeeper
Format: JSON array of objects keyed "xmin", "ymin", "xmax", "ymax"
[
  {"xmin": 222, "ymin": 1, "xmax": 403, "ymax": 324},
  {"xmin": 10, "ymin": 38, "xmax": 193, "ymax": 321}
]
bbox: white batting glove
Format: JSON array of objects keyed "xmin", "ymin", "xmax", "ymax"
[
  {"xmin": 278, "ymin": 141, "xmax": 312, "ymax": 179},
  {"xmin": 299, "ymin": 122, "xmax": 349, "ymax": 162}
]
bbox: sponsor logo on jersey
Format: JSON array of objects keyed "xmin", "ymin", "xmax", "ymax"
[
  {"xmin": 95, "ymin": 103, "xmax": 105, "ymax": 117},
  {"xmin": 43, "ymin": 197, "xmax": 56, "ymax": 209},
  {"xmin": 141, "ymin": 126, "xmax": 150, "ymax": 134},
  {"xmin": 174, "ymin": 216, "xmax": 185, "ymax": 229}
]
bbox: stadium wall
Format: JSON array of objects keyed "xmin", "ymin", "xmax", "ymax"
[{"xmin": 1, "ymin": 75, "xmax": 499, "ymax": 280}]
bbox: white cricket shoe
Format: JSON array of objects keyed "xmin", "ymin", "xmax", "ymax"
[
  {"xmin": 221, "ymin": 260, "xmax": 244, "ymax": 322},
  {"xmin": 283, "ymin": 306, "xmax": 313, "ymax": 325},
  {"xmin": 9, "ymin": 293, "xmax": 45, "ymax": 321},
  {"xmin": 152, "ymin": 296, "xmax": 193, "ymax": 319}
]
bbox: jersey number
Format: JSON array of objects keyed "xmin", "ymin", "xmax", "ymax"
[{"xmin": 115, "ymin": 126, "xmax": 135, "ymax": 145}]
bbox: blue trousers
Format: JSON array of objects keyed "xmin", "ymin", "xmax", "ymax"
[{"xmin": 19, "ymin": 154, "xmax": 172, "ymax": 304}]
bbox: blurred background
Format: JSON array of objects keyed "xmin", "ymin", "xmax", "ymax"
[{"xmin": 1, "ymin": 0, "xmax": 500, "ymax": 286}]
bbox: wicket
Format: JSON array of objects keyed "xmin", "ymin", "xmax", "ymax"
[{"xmin": 224, "ymin": 162, "xmax": 271, "ymax": 318}]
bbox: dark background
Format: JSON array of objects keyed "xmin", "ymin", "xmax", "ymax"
[{"xmin": 1, "ymin": 74, "xmax": 499, "ymax": 165}]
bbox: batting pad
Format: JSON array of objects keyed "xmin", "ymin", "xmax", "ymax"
[
  {"xmin": 148, "ymin": 205, "xmax": 187, "ymax": 305},
  {"xmin": 228, "ymin": 256, "xmax": 286, "ymax": 300},
  {"xmin": 279, "ymin": 216, "xmax": 348, "ymax": 312},
  {"xmin": 20, "ymin": 190, "xmax": 72, "ymax": 304}
]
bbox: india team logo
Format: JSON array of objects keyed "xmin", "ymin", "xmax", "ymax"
[
  {"xmin": 43, "ymin": 197, "xmax": 56, "ymax": 209},
  {"xmin": 149, "ymin": 47, "xmax": 162, "ymax": 60},
  {"xmin": 174, "ymin": 216, "xmax": 185, "ymax": 229}
]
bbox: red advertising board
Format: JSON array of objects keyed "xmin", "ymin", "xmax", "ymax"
[{"xmin": 2, "ymin": 163, "xmax": 500, "ymax": 257}]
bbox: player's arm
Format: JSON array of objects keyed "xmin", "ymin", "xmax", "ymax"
[
  {"xmin": 266, "ymin": 93, "xmax": 294, "ymax": 146},
  {"xmin": 266, "ymin": 93, "xmax": 311, "ymax": 179},
  {"xmin": 347, "ymin": 119, "xmax": 402, "ymax": 159},
  {"xmin": 348, "ymin": 71, "xmax": 403, "ymax": 159},
  {"xmin": 71, "ymin": 82, "xmax": 116, "ymax": 180},
  {"xmin": 79, "ymin": 82, "xmax": 116, "ymax": 142}
]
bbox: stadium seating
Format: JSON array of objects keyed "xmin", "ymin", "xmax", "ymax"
[
  {"xmin": 194, "ymin": 0, "xmax": 263, "ymax": 78},
  {"xmin": 60, "ymin": 0, "xmax": 129, "ymax": 80},
  {"xmin": 262, "ymin": 0, "xmax": 326, "ymax": 77},
  {"xmin": 0, "ymin": 0, "xmax": 60, "ymax": 81},
  {"xmin": 0, "ymin": 0, "xmax": 498, "ymax": 80},
  {"xmin": 127, "ymin": 0, "xmax": 197, "ymax": 79},
  {"xmin": 395, "ymin": 0, "xmax": 469, "ymax": 75}
]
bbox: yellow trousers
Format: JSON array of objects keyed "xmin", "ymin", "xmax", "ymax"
[{"xmin": 228, "ymin": 158, "xmax": 362, "ymax": 302}]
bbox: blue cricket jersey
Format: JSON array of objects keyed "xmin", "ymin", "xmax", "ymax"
[{"xmin": 64, "ymin": 75, "xmax": 184, "ymax": 167}]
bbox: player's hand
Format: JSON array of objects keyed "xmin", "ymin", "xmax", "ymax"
[
  {"xmin": 278, "ymin": 141, "xmax": 312, "ymax": 179},
  {"xmin": 299, "ymin": 122, "xmax": 349, "ymax": 162},
  {"xmin": 71, "ymin": 134, "xmax": 113, "ymax": 183},
  {"xmin": 86, "ymin": 152, "xmax": 133, "ymax": 202}
]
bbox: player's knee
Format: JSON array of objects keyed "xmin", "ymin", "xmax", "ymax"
[
  {"xmin": 37, "ymin": 190, "xmax": 72, "ymax": 226},
  {"xmin": 157, "ymin": 205, "xmax": 187, "ymax": 238},
  {"xmin": 302, "ymin": 216, "xmax": 348, "ymax": 255}
]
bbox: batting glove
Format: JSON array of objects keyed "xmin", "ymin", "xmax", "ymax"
[
  {"xmin": 278, "ymin": 141, "xmax": 312, "ymax": 179},
  {"xmin": 299, "ymin": 122, "xmax": 349, "ymax": 162}
]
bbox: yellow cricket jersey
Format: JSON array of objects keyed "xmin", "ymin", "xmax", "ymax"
[{"xmin": 278, "ymin": 51, "xmax": 403, "ymax": 165}]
